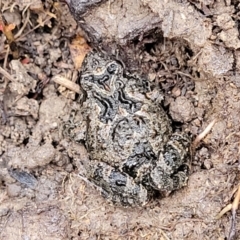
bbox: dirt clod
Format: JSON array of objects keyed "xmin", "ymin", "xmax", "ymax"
[
  {"xmin": 169, "ymin": 96, "xmax": 196, "ymax": 123},
  {"xmin": 6, "ymin": 183, "xmax": 21, "ymax": 197}
]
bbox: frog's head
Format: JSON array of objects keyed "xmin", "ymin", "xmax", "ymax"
[{"xmin": 80, "ymin": 51, "xmax": 120, "ymax": 93}]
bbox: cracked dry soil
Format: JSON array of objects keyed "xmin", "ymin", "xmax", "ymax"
[{"xmin": 1, "ymin": 0, "xmax": 240, "ymax": 239}]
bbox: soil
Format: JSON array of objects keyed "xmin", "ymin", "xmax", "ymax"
[{"xmin": 1, "ymin": 0, "xmax": 240, "ymax": 239}]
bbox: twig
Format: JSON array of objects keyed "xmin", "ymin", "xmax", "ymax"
[
  {"xmin": 228, "ymin": 186, "xmax": 240, "ymax": 240},
  {"xmin": 216, "ymin": 186, "xmax": 240, "ymax": 240},
  {"xmin": 52, "ymin": 75, "xmax": 81, "ymax": 94},
  {"xmin": 14, "ymin": 8, "xmax": 30, "ymax": 39},
  {"xmin": 192, "ymin": 119, "xmax": 216, "ymax": 150},
  {"xmin": 216, "ymin": 203, "xmax": 232, "ymax": 219},
  {"xmin": 0, "ymin": 66, "xmax": 15, "ymax": 82},
  {"xmin": 15, "ymin": 15, "xmax": 52, "ymax": 42},
  {"xmin": 3, "ymin": 45, "xmax": 10, "ymax": 69},
  {"xmin": 176, "ymin": 70, "xmax": 198, "ymax": 81}
]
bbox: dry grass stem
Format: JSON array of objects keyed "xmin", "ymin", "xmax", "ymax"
[{"xmin": 192, "ymin": 119, "xmax": 216, "ymax": 149}]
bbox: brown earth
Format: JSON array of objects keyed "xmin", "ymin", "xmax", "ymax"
[{"xmin": 0, "ymin": 0, "xmax": 240, "ymax": 239}]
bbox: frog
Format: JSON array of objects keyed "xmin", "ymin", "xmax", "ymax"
[{"xmin": 74, "ymin": 50, "xmax": 191, "ymax": 207}]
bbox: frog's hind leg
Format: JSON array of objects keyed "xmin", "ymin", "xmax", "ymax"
[
  {"xmin": 86, "ymin": 160, "xmax": 149, "ymax": 207},
  {"xmin": 150, "ymin": 133, "xmax": 191, "ymax": 195}
]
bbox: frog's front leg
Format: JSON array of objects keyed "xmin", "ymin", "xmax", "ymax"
[
  {"xmin": 86, "ymin": 160, "xmax": 149, "ymax": 207},
  {"xmin": 150, "ymin": 133, "xmax": 191, "ymax": 195}
]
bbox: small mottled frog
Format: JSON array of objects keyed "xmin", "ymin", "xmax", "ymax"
[{"xmin": 75, "ymin": 51, "xmax": 191, "ymax": 206}]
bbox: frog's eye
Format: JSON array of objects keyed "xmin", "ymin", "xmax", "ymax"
[
  {"xmin": 92, "ymin": 58, "xmax": 99, "ymax": 69},
  {"xmin": 83, "ymin": 75, "xmax": 94, "ymax": 82},
  {"xmin": 107, "ymin": 63, "xmax": 118, "ymax": 74}
]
